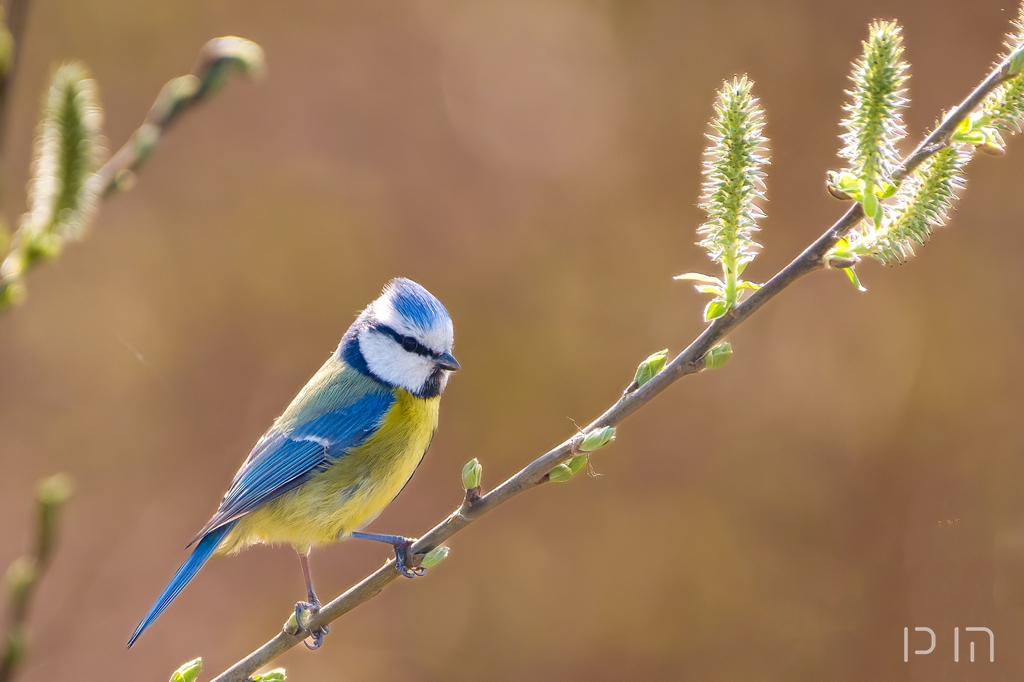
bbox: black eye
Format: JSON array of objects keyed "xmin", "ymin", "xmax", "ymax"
[{"xmin": 401, "ymin": 336, "xmax": 418, "ymax": 352}]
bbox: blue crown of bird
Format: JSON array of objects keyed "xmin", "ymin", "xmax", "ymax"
[{"xmin": 128, "ymin": 278, "xmax": 460, "ymax": 649}]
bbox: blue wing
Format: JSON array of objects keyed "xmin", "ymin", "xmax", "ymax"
[{"xmin": 191, "ymin": 390, "xmax": 395, "ymax": 542}]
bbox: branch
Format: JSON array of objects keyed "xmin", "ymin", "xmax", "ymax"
[
  {"xmin": 89, "ymin": 36, "xmax": 265, "ymax": 199},
  {"xmin": 0, "ymin": 474, "xmax": 73, "ymax": 682},
  {"xmin": 0, "ymin": 36, "xmax": 265, "ymax": 311},
  {"xmin": 0, "ymin": 0, "xmax": 32, "ymax": 164},
  {"xmin": 208, "ymin": 37, "xmax": 1022, "ymax": 682}
]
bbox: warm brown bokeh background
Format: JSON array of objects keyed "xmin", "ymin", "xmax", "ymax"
[{"xmin": 1, "ymin": 1, "xmax": 1023, "ymax": 680}]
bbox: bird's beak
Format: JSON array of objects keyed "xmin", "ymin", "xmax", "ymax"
[{"xmin": 436, "ymin": 351, "xmax": 460, "ymax": 371}]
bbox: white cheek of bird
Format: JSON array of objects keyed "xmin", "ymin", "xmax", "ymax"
[{"xmin": 358, "ymin": 328, "xmax": 438, "ymax": 394}]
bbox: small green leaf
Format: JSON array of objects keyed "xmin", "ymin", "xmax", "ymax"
[
  {"xmin": 673, "ymin": 272, "xmax": 722, "ymax": 285},
  {"xmin": 461, "ymin": 458, "xmax": 482, "ymax": 491},
  {"xmin": 1008, "ymin": 45, "xmax": 1024, "ymax": 76},
  {"xmin": 736, "ymin": 280, "xmax": 762, "ymax": 291},
  {"xmin": 702, "ymin": 342, "xmax": 732, "ymax": 369},
  {"xmin": 580, "ymin": 426, "xmax": 616, "ymax": 452},
  {"xmin": 633, "ymin": 349, "xmax": 669, "ymax": 388},
  {"xmin": 566, "ymin": 455, "xmax": 589, "ymax": 475},
  {"xmin": 251, "ymin": 670, "xmax": 287, "ymax": 682},
  {"xmin": 547, "ymin": 464, "xmax": 573, "ymax": 482},
  {"xmin": 843, "ymin": 267, "xmax": 867, "ymax": 292},
  {"xmin": 862, "ymin": 191, "xmax": 879, "ymax": 223},
  {"xmin": 5, "ymin": 556, "xmax": 35, "ymax": 601},
  {"xmin": 169, "ymin": 658, "xmax": 202, "ymax": 682},
  {"xmin": 695, "ymin": 284, "xmax": 724, "ymax": 296},
  {"xmin": 703, "ymin": 299, "xmax": 730, "ymax": 321},
  {"xmin": 420, "ymin": 546, "xmax": 450, "ymax": 568}
]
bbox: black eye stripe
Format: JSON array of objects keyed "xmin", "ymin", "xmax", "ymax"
[{"xmin": 372, "ymin": 323, "xmax": 437, "ymax": 358}]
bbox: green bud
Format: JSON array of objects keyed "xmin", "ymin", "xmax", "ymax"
[
  {"xmin": 169, "ymin": 658, "xmax": 202, "ymax": 682},
  {"xmin": 37, "ymin": 472, "xmax": 73, "ymax": 508},
  {"xmin": 23, "ymin": 232, "xmax": 63, "ymax": 262},
  {"xmin": 633, "ymin": 349, "xmax": 668, "ymax": 388},
  {"xmin": 547, "ymin": 464, "xmax": 573, "ymax": 482},
  {"xmin": 113, "ymin": 169, "xmax": 137, "ymax": 193},
  {"xmin": 461, "ymin": 458, "xmax": 482, "ymax": 491},
  {"xmin": 251, "ymin": 669, "xmax": 287, "ymax": 682},
  {"xmin": 862, "ymin": 190, "xmax": 879, "ymax": 224},
  {"xmin": 0, "ymin": 279, "xmax": 25, "ymax": 308},
  {"xmin": 196, "ymin": 36, "xmax": 267, "ymax": 97},
  {"xmin": 703, "ymin": 299, "xmax": 730, "ymax": 322},
  {"xmin": 702, "ymin": 342, "xmax": 732, "ymax": 369},
  {"xmin": 978, "ymin": 140, "xmax": 1006, "ymax": 156},
  {"xmin": 5, "ymin": 557, "xmax": 35, "ymax": 601},
  {"xmin": 420, "ymin": 546, "xmax": 449, "ymax": 568},
  {"xmin": 580, "ymin": 426, "xmax": 616, "ymax": 452},
  {"xmin": 826, "ymin": 171, "xmax": 853, "ymax": 200},
  {"xmin": 566, "ymin": 455, "xmax": 589, "ymax": 475},
  {"xmin": 284, "ymin": 611, "xmax": 299, "ymax": 632},
  {"xmin": 132, "ymin": 123, "xmax": 162, "ymax": 165}
]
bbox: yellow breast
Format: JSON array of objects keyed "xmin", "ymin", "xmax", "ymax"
[{"xmin": 223, "ymin": 389, "xmax": 439, "ymax": 554}]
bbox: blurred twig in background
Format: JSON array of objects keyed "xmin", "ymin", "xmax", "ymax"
[
  {"xmin": 0, "ymin": 0, "xmax": 31, "ymax": 164},
  {"xmin": 209, "ymin": 8, "xmax": 1024, "ymax": 682},
  {"xmin": 0, "ymin": 35, "xmax": 265, "ymax": 311},
  {"xmin": 0, "ymin": 18, "xmax": 266, "ymax": 682},
  {"xmin": 0, "ymin": 473, "xmax": 72, "ymax": 682},
  {"xmin": 91, "ymin": 36, "xmax": 265, "ymax": 199}
]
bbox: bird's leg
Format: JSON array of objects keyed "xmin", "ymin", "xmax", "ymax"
[
  {"xmin": 349, "ymin": 531, "xmax": 425, "ymax": 578},
  {"xmin": 294, "ymin": 550, "xmax": 330, "ymax": 650}
]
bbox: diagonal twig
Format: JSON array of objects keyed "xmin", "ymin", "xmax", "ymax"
[{"xmin": 208, "ymin": 38, "xmax": 1024, "ymax": 682}]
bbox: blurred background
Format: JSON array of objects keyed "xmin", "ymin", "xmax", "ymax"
[{"xmin": 0, "ymin": 1, "xmax": 1022, "ymax": 680}]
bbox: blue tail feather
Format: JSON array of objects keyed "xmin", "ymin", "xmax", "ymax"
[{"xmin": 127, "ymin": 521, "xmax": 236, "ymax": 648}]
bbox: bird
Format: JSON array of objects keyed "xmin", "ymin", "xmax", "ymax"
[{"xmin": 128, "ymin": 278, "xmax": 460, "ymax": 649}]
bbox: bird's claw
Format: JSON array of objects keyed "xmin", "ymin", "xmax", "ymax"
[
  {"xmin": 295, "ymin": 600, "xmax": 330, "ymax": 650},
  {"xmin": 393, "ymin": 538, "xmax": 426, "ymax": 579}
]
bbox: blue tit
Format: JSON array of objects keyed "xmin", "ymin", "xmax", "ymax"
[{"xmin": 128, "ymin": 278, "xmax": 459, "ymax": 649}]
